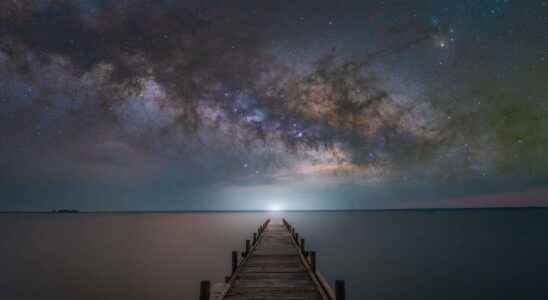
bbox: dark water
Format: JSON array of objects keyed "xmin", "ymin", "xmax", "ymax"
[{"xmin": 1, "ymin": 210, "xmax": 547, "ymax": 300}]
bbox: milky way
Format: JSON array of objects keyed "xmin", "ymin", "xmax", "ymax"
[{"xmin": 1, "ymin": 0, "xmax": 547, "ymax": 210}]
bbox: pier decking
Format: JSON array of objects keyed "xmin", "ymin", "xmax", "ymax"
[{"xmin": 202, "ymin": 218, "xmax": 344, "ymax": 300}]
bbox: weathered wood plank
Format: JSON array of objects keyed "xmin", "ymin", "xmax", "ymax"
[
  {"xmin": 235, "ymin": 272, "xmax": 317, "ymax": 286},
  {"xmin": 224, "ymin": 287, "xmax": 323, "ymax": 300}
]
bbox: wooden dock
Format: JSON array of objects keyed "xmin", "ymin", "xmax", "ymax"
[{"xmin": 201, "ymin": 218, "xmax": 345, "ymax": 300}]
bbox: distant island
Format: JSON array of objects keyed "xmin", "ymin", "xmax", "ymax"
[{"xmin": 51, "ymin": 209, "xmax": 80, "ymax": 213}]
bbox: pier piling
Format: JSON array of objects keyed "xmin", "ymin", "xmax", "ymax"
[
  {"xmin": 199, "ymin": 280, "xmax": 210, "ymax": 300},
  {"xmin": 245, "ymin": 239, "xmax": 250, "ymax": 256},
  {"xmin": 231, "ymin": 251, "xmax": 238, "ymax": 275},
  {"xmin": 335, "ymin": 280, "xmax": 345, "ymax": 300},
  {"xmin": 310, "ymin": 251, "xmax": 316, "ymax": 273}
]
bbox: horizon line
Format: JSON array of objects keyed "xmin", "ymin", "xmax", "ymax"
[{"xmin": 2, "ymin": 206, "xmax": 548, "ymax": 214}]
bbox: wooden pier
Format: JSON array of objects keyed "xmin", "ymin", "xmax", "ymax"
[{"xmin": 201, "ymin": 218, "xmax": 345, "ymax": 300}]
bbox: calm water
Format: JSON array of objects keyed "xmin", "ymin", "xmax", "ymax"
[{"xmin": 1, "ymin": 210, "xmax": 547, "ymax": 300}]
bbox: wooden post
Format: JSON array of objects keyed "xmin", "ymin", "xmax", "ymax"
[
  {"xmin": 232, "ymin": 251, "xmax": 238, "ymax": 275},
  {"xmin": 253, "ymin": 233, "xmax": 257, "ymax": 245},
  {"xmin": 300, "ymin": 238, "xmax": 305, "ymax": 254},
  {"xmin": 199, "ymin": 280, "xmax": 210, "ymax": 300},
  {"xmin": 295, "ymin": 232, "xmax": 299, "ymax": 242},
  {"xmin": 335, "ymin": 280, "xmax": 345, "ymax": 300},
  {"xmin": 245, "ymin": 239, "xmax": 250, "ymax": 256},
  {"xmin": 310, "ymin": 251, "xmax": 316, "ymax": 273}
]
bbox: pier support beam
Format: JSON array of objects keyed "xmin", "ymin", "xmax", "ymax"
[
  {"xmin": 309, "ymin": 251, "xmax": 316, "ymax": 273},
  {"xmin": 244, "ymin": 239, "xmax": 250, "ymax": 257},
  {"xmin": 335, "ymin": 280, "xmax": 345, "ymax": 300},
  {"xmin": 199, "ymin": 280, "xmax": 210, "ymax": 300},
  {"xmin": 231, "ymin": 251, "xmax": 238, "ymax": 275}
]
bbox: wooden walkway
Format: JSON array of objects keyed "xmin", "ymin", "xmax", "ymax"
[{"xmin": 212, "ymin": 219, "xmax": 338, "ymax": 300}]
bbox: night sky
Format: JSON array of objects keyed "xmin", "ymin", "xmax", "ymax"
[{"xmin": 1, "ymin": 0, "xmax": 547, "ymax": 211}]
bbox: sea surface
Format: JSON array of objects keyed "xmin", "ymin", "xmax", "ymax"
[{"xmin": 1, "ymin": 209, "xmax": 547, "ymax": 300}]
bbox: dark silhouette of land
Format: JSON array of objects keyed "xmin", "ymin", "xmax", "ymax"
[{"xmin": 51, "ymin": 209, "xmax": 80, "ymax": 213}]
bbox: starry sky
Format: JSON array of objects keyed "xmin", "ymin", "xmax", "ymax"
[{"xmin": 1, "ymin": 0, "xmax": 547, "ymax": 211}]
